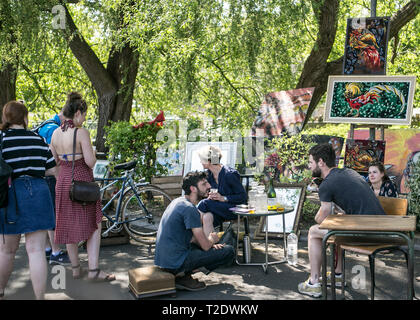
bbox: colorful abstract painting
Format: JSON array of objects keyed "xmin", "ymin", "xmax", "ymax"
[
  {"xmin": 324, "ymin": 75, "xmax": 416, "ymax": 125},
  {"xmin": 344, "ymin": 139, "xmax": 386, "ymax": 173},
  {"xmin": 343, "ymin": 17, "xmax": 390, "ymax": 75},
  {"xmin": 252, "ymin": 87, "xmax": 315, "ymax": 137},
  {"xmin": 351, "ymin": 129, "xmax": 420, "ymax": 194}
]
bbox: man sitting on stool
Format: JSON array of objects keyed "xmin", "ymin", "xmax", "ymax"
[{"xmin": 154, "ymin": 171, "xmax": 235, "ymax": 291}]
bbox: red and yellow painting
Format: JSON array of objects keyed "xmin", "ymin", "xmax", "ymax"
[
  {"xmin": 344, "ymin": 139, "xmax": 386, "ymax": 172},
  {"xmin": 252, "ymin": 87, "xmax": 315, "ymax": 137},
  {"xmin": 351, "ymin": 129, "xmax": 420, "ymax": 193}
]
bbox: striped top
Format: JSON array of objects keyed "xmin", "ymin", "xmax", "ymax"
[{"xmin": 1, "ymin": 129, "xmax": 56, "ymax": 179}]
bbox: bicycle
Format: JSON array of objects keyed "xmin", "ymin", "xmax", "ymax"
[{"xmin": 94, "ymin": 159, "xmax": 172, "ymax": 246}]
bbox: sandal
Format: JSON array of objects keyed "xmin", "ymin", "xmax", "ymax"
[
  {"xmin": 72, "ymin": 264, "xmax": 85, "ymax": 279},
  {"xmin": 88, "ymin": 268, "xmax": 116, "ymax": 282}
]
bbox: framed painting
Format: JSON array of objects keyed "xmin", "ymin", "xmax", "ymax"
[
  {"xmin": 252, "ymin": 87, "xmax": 315, "ymax": 137},
  {"xmin": 183, "ymin": 142, "xmax": 237, "ymax": 176},
  {"xmin": 351, "ymin": 129, "xmax": 420, "ymax": 193},
  {"xmin": 93, "ymin": 160, "xmax": 110, "ymax": 179},
  {"xmin": 344, "ymin": 139, "xmax": 386, "ymax": 173},
  {"xmin": 324, "ymin": 75, "xmax": 416, "ymax": 125},
  {"xmin": 343, "ymin": 17, "xmax": 390, "ymax": 75},
  {"xmin": 254, "ymin": 183, "xmax": 306, "ymax": 239}
]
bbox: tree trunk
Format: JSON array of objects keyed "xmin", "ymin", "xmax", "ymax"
[
  {"xmin": 0, "ymin": 62, "xmax": 17, "ymax": 121},
  {"xmin": 62, "ymin": 4, "xmax": 139, "ymax": 151},
  {"xmin": 297, "ymin": 0, "xmax": 419, "ymax": 128}
]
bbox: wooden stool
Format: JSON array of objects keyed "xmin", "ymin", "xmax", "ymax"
[{"xmin": 128, "ymin": 266, "xmax": 176, "ymax": 299}]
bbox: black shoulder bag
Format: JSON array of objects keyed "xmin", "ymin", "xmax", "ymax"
[
  {"xmin": 0, "ymin": 131, "xmax": 13, "ymax": 208},
  {"xmin": 69, "ymin": 128, "xmax": 100, "ymax": 205}
]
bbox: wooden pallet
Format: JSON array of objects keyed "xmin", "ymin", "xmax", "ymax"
[
  {"xmin": 100, "ymin": 217, "xmax": 130, "ymax": 247},
  {"xmin": 151, "ymin": 176, "xmax": 182, "ymax": 198}
]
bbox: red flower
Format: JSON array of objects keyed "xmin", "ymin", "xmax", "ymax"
[{"xmin": 133, "ymin": 111, "xmax": 165, "ymax": 130}]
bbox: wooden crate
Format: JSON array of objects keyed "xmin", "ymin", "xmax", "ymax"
[
  {"xmin": 100, "ymin": 217, "xmax": 130, "ymax": 246},
  {"xmin": 151, "ymin": 176, "xmax": 182, "ymax": 198}
]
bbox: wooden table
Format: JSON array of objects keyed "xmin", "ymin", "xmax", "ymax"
[{"xmin": 319, "ymin": 215, "xmax": 416, "ymax": 300}]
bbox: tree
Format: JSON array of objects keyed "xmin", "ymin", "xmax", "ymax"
[{"xmin": 296, "ymin": 0, "xmax": 419, "ymax": 127}]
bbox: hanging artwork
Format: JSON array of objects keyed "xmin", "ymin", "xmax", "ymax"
[
  {"xmin": 343, "ymin": 17, "xmax": 390, "ymax": 75},
  {"xmin": 351, "ymin": 129, "xmax": 420, "ymax": 194},
  {"xmin": 252, "ymin": 87, "xmax": 315, "ymax": 137},
  {"xmin": 344, "ymin": 139, "xmax": 386, "ymax": 173},
  {"xmin": 324, "ymin": 75, "xmax": 416, "ymax": 125}
]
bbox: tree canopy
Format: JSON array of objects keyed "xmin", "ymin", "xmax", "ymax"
[{"xmin": 0, "ymin": 0, "xmax": 418, "ymax": 149}]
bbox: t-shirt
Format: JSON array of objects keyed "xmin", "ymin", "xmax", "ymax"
[
  {"xmin": 319, "ymin": 168, "xmax": 385, "ymax": 215},
  {"xmin": 1, "ymin": 129, "xmax": 56, "ymax": 179},
  {"xmin": 154, "ymin": 197, "xmax": 202, "ymax": 269},
  {"xmin": 37, "ymin": 114, "xmax": 61, "ymax": 144}
]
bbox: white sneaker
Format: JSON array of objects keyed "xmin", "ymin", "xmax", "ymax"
[{"xmin": 298, "ymin": 278, "xmax": 322, "ymax": 298}]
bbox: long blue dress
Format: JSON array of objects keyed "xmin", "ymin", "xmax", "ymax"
[{"xmin": 197, "ymin": 166, "xmax": 247, "ymax": 226}]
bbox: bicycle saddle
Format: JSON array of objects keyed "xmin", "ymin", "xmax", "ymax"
[{"xmin": 114, "ymin": 160, "xmax": 137, "ymax": 171}]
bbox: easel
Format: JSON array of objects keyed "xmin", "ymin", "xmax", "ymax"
[
  {"xmin": 348, "ymin": 124, "xmax": 387, "ymax": 141},
  {"xmin": 348, "ymin": 1, "xmax": 387, "ymax": 144}
]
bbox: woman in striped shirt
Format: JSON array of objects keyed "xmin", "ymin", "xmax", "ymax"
[{"xmin": 0, "ymin": 101, "xmax": 57, "ymax": 300}]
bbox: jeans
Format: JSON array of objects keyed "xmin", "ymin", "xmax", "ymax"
[{"xmin": 173, "ymin": 243, "xmax": 235, "ymax": 275}]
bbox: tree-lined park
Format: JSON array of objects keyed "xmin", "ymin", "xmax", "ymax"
[{"xmin": 1, "ymin": 0, "xmax": 418, "ymax": 151}]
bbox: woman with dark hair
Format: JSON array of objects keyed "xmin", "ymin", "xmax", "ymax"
[
  {"xmin": 368, "ymin": 160, "xmax": 398, "ymax": 197},
  {"xmin": 0, "ymin": 101, "xmax": 57, "ymax": 300},
  {"xmin": 50, "ymin": 92, "xmax": 115, "ymax": 282}
]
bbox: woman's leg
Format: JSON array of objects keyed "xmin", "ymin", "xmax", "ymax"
[
  {"xmin": 0, "ymin": 234, "xmax": 21, "ymax": 299},
  {"xmin": 66, "ymin": 243, "xmax": 80, "ymax": 277},
  {"xmin": 25, "ymin": 230, "xmax": 48, "ymax": 300},
  {"xmin": 86, "ymin": 222, "xmax": 114, "ymax": 280}
]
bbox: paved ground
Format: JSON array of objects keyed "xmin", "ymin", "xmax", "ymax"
[{"xmin": 3, "ymin": 225, "xmax": 420, "ymax": 301}]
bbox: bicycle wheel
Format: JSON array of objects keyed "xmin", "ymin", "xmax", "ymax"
[{"xmin": 121, "ymin": 185, "xmax": 172, "ymax": 244}]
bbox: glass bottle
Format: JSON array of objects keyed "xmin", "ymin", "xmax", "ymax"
[
  {"xmin": 267, "ymin": 178, "xmax": 277, "ymax": 207},
  {"xmin": 247, "ymin": 181, "xmax": 258, "ymax": 210}
]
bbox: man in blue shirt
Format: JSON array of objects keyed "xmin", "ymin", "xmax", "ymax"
[
  {"xmin": 155, "ymin": 171, "xmax": 235, "ymax": 291},
  {"xmin": 36, "ymin": 112, "xmax": 70, "ymax": 265}
]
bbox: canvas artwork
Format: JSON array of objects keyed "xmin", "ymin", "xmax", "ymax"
[
  {"xmin": 343, "ymin": 17, "xmax": 390, "ymax": 75},
  {"xmin": 252, "ymin": 87, "xmax": 315, "ymax": 137},
  {"xmin": 344, "ymin": 139, "xmax": 386, "ymax": 173},
  {"xmin": 254, "ymin": 183, "xmax": 305, "ymax": 239},
  {"xmin": 183, "ymin": 142, "xmax": 237, "ymax": 176},
  {"xmin": 324, "ymin": 75, "xmax": 416, "ymax": 125},
  {"xmin": 352, "ymin": 129, "xmax": 420, "ymax": 193},
  {"xmin": 303, "ymin": 135, "xmax": 345, "ymax": 167},
  {"xmin": 156, "ymin": 149, "xmax": 183, "ymax": 176}
]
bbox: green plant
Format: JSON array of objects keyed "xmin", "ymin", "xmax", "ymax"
[
  {"xmin": 406, "ymin": 159, "xmax": 420, "ymax": 231},
  {"xmin": 105, "ymin": 120, "xmax": 167, "ymax": 183}
]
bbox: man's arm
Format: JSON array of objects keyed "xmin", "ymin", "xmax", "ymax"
[
  {"xmin": 314, "ymin": 201, "xmax": 333, "ymax": 224},
  {"xmin": 191, "ymin": 228, "xmax": 220, "ymax": 251}
]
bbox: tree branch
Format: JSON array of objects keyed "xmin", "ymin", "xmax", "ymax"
[{"xmin": 61, "ymin": 4, "xmax": 117, "ymax": 96}]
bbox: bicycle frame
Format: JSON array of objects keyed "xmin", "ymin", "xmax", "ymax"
[{"xmin": 95, "ymin": 170, "xmax": 151, "ymax": 236}]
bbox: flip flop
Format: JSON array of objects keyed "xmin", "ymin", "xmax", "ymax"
[{"xmin": 88, "ymin": 268, "xmax": 116, "ymax": 282}]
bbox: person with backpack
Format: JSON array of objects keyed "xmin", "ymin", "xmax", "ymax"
[
  {"xmin": 33, "ymin": 112, "xmax": 70, "ymax": 266},
  {"xmin": 0, "ymin": 101, "xmax": 57, "ymax": 300}
]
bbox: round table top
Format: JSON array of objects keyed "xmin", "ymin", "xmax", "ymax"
[{"xmin": 230, "ymin": 206, "xmax": 294, "ymax": 217}]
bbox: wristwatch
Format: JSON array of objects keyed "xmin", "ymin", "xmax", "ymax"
[{"xmin": 223, "ymin": 196, "xmax": 228, "ymax": 202}]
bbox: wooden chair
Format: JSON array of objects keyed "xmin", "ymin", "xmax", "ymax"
[{"xmin": 333, "ymin": 196, "xmax": 409, "ymax": 300}]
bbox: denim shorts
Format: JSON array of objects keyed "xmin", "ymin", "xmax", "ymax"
[{"xmin": 0, "ymin": 176, "xmax": 55, "ymax": 235}]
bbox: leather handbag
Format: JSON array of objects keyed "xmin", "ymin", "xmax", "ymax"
[{"xmin": 69, "ymin": 128, "xmax": 100, "ymax": 205}]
